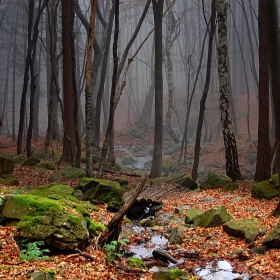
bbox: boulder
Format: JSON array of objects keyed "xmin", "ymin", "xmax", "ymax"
[
  {"xmin": 263, "ymin": 223, "xmax": 280, "ymax": 248},
  {"xmin": 21, "ymin": 154, "xmax": 40, "ymax": 166},
  {"xmin": 193, "ymin": 205, "xmax": 232, "ymax": 228},
  {"xmin": 0, "ymin": 174, "xmax": 19, "ymax": 186},
  {"xmin": 200, "ymin": 172, "xmax": 232, "ymax": 189},
  {"xmin": 122, "ymin": 153, "xmax": 139, "ymax": 165},
  {"xmin": 168, "ymin": 226, "xmax": 184, "ymax": 244},
  {"xmin": 153, "ymin": 268, "xmax": 186, "ymax": 280},
  {"xmin": 0, "ymin": 154, "xmax": 14, "ymax": 175},
  {"xmin": 61, "ymin": 167, "xmax": 86, "ymax": 179},
  {"xmin": 76, "ymin": 178, "xmax": 124, "ymax": 212},
  {"xmin": 175, "ymin": 175, "xmax": 198, "ymax": 191},
  {"xmin": 13, "ymin": 154, "xmax": 26, "ymax": 164},
  {"xmin": 185, "ymin": 208, "xmax": 204, "ymax": 224},
  {"xmin": 252, "ymin": 175, "xmax": 279, "ymax": 199},
  {"xmin": 223, "ymin": 219, "xmax": 260, "ymax": 242},
  {"xmin": 35, "ymin": 161, "xmax": 56, "ymax": 170},
  {"xmin": 0, "ymin": 184, "xmax": 105, "ymax": 251}
]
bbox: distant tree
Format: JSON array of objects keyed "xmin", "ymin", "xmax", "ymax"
[
  {"xmin": 17, "ymin": 0, "xmax": 48, "ymax": 156},
  {"xmin": 192, "ymin": 0, "xmax": 216, "ymax": 181},
  {"xmin": 149, "ymin": 0, "xmax": 164, "ymax": 178},
  {"xmin": 215, "ymin": 0, "xmax": 242, "ymax": 181},
  {"xmin": 255, "ymin": 0, "xmax": 270, "ymax": 181}
]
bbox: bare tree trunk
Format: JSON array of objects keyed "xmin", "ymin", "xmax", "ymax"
[
  {"xmin": 215, "ymin": 0, "xmax": 242, "ymax": 181},
  {"xmin": 164, "ymin": 0, "xmax": 179, "ymax": 144},
  {"xmin": 149, "ymin": 0, "xmax": 164, "ymax": 178},
  {"xmin": 255, "ymin": 0, "xmax": 271, "ymax": 181},
  {"xmin": 192, "ymin": 0, "xmax": 216, "ymax": 181},
  {"xmin": 98, "ymin": 0, "xmax": 119, "ymax": 178},
  {"xmin": 265, "ymin": 0, "xmax": 280, "ymax": 217}
]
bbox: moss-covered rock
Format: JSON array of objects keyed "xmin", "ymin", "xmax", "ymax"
[
  {"xmin": 153, "ymin": 268, "xmax": 187, "ymax": 280},
  {"xmin": 168, "ymin": 226, "xmax": 185, "ymax": 244},
  {"xmin": 0, "ymin": 154, "xmax": 14, "ymax": 175},
  {"xmin": 122, "ymin": 153, "xmax": 139, "ymax": 165},
  {"xmin": 61, "ymin": 167, "xmax": 86, "ymax": 179},
  {"xmin": 0, "ymin": 184, "xmax": 105, "ymax": 251},
  {"xmin": 76, "ymin": 178, "xmax": 124, "ymax": 212},
  {"xmin": 33, "ymin": 150, "xmax": 47, "ymax": 159},
  {"xmin": 21, "ymin": 154, "xmax": 40, "ymax": 166},
  {"xmin": 127, "ymin": 257, "xmax": 146, "ymax": 269},
  {"xmin": 13, "ymin": 154, "xmax": 26, "ymax": 164},
  {"xmin": 200, "ymin": 172, "xmax": 232, "ymax": 189},
  {"xmin": 35, "ymin": 161, "xmax": 56, "ymax": 170},
  {"xmin": 0, "ymin": 174, "xmax": 19, "ymax": 186},
  {"xmin": 161, "ymin": 160, "xmax": 176, "ymax": 174},
  {"xmin": 223, "ymin": 219, "xmax": 260, "ymax": 242},
  {"xmin": 193, "ymin": 205, "xmax": 232, "ymax": 228},
  {"xmin": 185, "ymin": 208, "xmax": 204, "ymax": 224},
  {"xmin": 263, "ymin": 223, "xmax": 280, "ymax": 248},
  {"xmin": 222, "ymin": 182, "xmax": 239, "ymax": 192},
  {"xmin": 175, "ymin": 175, "xmax": 198, "ymax": 191},
  {"xmin": 252, "ymin": 175, "xmax": 279, "ymax": 199}
]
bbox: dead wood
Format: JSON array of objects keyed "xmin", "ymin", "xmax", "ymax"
[
  {"xmin": 98, "ymin": 173, "xmax": 148, "ymax": 246},
  {"xmin": 152, "ymin": 249, "xmax": 178, "ymax": 264},
  {"xmin": 177, "ymin": 249, "xmax": 200, "ymax": 258},
  {"xmin": 74, "ymin": 248, "xmax": 95, "ymax": 260}
]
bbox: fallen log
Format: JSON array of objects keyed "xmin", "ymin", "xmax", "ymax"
[
  {"xmin": 152, "ymin": 249, "xmax": 178, "ymax": 264},
  {"xmin": 98, "ymin": 173, "xmax": 148, "ymax": 247}
]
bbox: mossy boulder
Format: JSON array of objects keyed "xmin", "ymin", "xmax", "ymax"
[
  {"xmin": 35, "ymin": 161, "xmax": 56, "ymax": 170},
  {"xmin": 76, "ymin": 178, "xmax": 124, "ymax": 212},
  {"xmin": 0, "ymin": 184, "xmax": 105, "ymax": 251},
  {"xmin": 153, "ymin": 268, "xmax": 187, "ymax": 280},
  {"xmin": 252, "ymin": 175, "xmax": 279, "ymax": 199},
  {"xmin": 33, "ymin": 150, "xmax": 47, "ymax": 159},
  {"xmin": 13, "ymin": 154, "xmax": 26, "ymax": 164},
  {"xmin": 61, "ymin": 167, "xmax": 86, "ymax": 179},
  {"xmin": 175, "ymin": 175, "xmax": 198, "ymax": 191},
  {"xmin": 222, "ymin": 182, "xmax": 239, "ymax": 192},
  {"xmin": 122, "ymin": 153, "xmax": 139, "ymax": 165},
  {"xmin": 263, "ymin": 223, "xmax": 280, "ymax": 248},
  {"xmin": 21, "ymin": 154, "xmax": 40, "ymax": 166},
  {"xmin": 127, "ymin": 257, "xmax": 146, "ymax": 269},
  {"xmin": 161, "ymin": 160, "xmax": 176, "ymax": 174},
  {"xmin": 0, "ymin": 154, "xmax": 14, "ymax": 175},
  {"xmin": 185, "ymin": 208, "xmax": 204, "ymax": 224},
  {"xmin": 223, "ymin": 219, "xmax": 260, "ymax": 242},
  {"xmin": 0, "ymin": 174, "xmax": 19, "ymax": 186},
  {"xmin": 200, "ymin": 172, "xmax": 232, "ymax": 189},
  {"xmin": 193, "ymin": 205, "xmax": 233, "ymax": 228}
]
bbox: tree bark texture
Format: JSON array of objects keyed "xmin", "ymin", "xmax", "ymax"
[
  {"xmin": 60, "ymin": 0, "xmax": 76, "ymax": 166},
  {"xmin": 255, "ymin": 0, "xmax": 271, "ymax": 181},
  {"xmin": 84, "ymin": 0, "xmax": 97, "ymax": 176},
  {"xmin": 150, "ymin": 0, "xmax": 164, "ymax": 178},
  {"xmin": 215, "ymin": 0, "xmax": 241, "ymax": 181},
  {"xmin": 265, "ymin": 0, "xmax": 280, "ymax": 217}
]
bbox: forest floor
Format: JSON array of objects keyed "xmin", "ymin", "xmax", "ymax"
[{"xmin": 0, "ymin": 129, "xmax": 279, "ymax": 280}]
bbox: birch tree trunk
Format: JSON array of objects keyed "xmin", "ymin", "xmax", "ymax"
[
  {"xmin": 215, "ymin": 0, "xmax": 242, "ymax": 181},
  {"xmin": 164, "ymin": 0, "xmax": 179, "ymax": 144},
  {"xmin": 84, "ymin": 0, "xmax": 97, "ymax": 176}
]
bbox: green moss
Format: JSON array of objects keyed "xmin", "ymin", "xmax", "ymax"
[
  {"xmin": 85, "ymin": 217, "xmax": 105, "ymax": 236},
  {"xmin": 169, "ymin": 268, "xmax": 186, "ymax": 279},
  {"xmin": 222, "ymin": 182, "xmax": 239, "ymax": 192},
  {"xmin": 127, "ymin": 257, "xmax": 146, "ymax": 269},
  {"xmin": 15, "ymin": 194, "xmax": 63, "ymax": 213}
]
